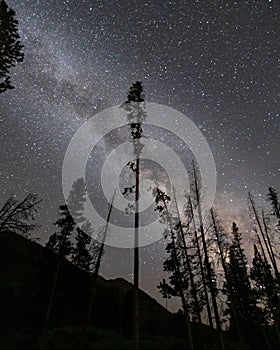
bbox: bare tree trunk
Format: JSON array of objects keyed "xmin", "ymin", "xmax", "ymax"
[
  {"xmin": 262, "ymin": 209, "xmax": 279, "ymax": 278},
  {"xmin": 94, "ymin": 188, "xmax": 117, "ymax": 277},
  {"xmin": 253, "ymin": 227, "xmax": 280, "ymax": 339},
  {"xmin": 188, "ymin": 195, "xmax": 213, "ymax": 328},
  {"xmin": 40, "ymin": 257, "xmax": 61, "ymax": 350},
  {"xmin": 80, "ymin": 191, "xmax": 116, "ymax": 350},
  {"xmin": 193, "ymin": 165, "xmax": 224, "ymax": 350},
  {"xmin": 162, "ymin": 197, "xmax": 194, "ymax": 350},
  {"xmin": 249, "ymin": 193, "xmax": 278, "ymax": 276},
  {"xmin": 133, "ymin": 147, "xmax": 140, "ymax": 350},
  {"xmin": 210, "ymin": 209, "xmax": 245, "ymax": 350},
  {"xmin": 173, "ymin": 188, "xmax": 202, "ymax": 324}
]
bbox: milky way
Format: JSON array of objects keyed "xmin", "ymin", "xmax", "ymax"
[{"xmin": 0, "ymin": 0, "xmax": 279, "ymax": 308}]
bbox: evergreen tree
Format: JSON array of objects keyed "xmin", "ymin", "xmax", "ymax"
[
  {"xmin": 192, "ymin": 163, "xmax": 224, "ymax": 350},
  {"xmin": 71, "ymin": 226, "xmax": 93, "ymax": 272},
  {"xmin": 267, "ymin": 187, "xmax": 280, "ymax": 228},
  {"xmin": 224, "ymin": 223, "xmax": 258, "ymax": 331},
  {"xmin": 159, "ymin": 220, "xmax": 204, "ymax": 324},
  {"xmin": 251, "ymin": 244, "xmax": 280, "ymax": 327},
  {"xmin": 0, "ymin": 0, "xmax": 24, "ymax": 93},
  {"xmin": 210, "ymin": 210, "xmax": 245, "ymax": 349},
  {"xmin": 46, "ymin": 178, "xmax": 90, "ymax": 260},
  {"xmin": 186, "ymin": 194, "xmax": 213, "ymax": 327},
  {"xmin": 122, "ymin": 81, "xmax": 146, "ymax": 350},
  {"xmin": 157, "ymin": 278, "xmax": 172, "ymax": 310},
  {"xmin": 154, "ymin": 187, "xmax": 194, "ymax": 350},
  {"xmin": 67, "ymin": 178, "xmax": 87, "ymax": 224},
  {"xmin": 125, "ymin": 81, "xmax": 144, "ymax": 103},
  {"xmin": 249, "ymin": 192, "xmax": 279, "ymax": 277},
  {"xmin": 174, "ymin": 191, "xmax": 203, "ymax": 324},
  {"xmin": 42, "ymin": 202, "xmax": 75, "ymax": 348},
  {"xmin": 46, "ymin": 204, "xmax": 74, "ymax": 258},
  {"xmin": 43, "ymin": 179, "xmax": 91, "ymax": 347}
]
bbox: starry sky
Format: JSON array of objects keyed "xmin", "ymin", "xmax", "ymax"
[{"xmin": 0, "ymin": 0, "xmax": 279, "ymax": 308}]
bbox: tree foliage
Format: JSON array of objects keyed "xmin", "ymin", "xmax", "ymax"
[
  {"xmin": 46, "ymin": 204, "xmax": 75, "ymax": 258},
  {"xmin": 0, "ymin": 0, "xmax": 24, "ymax": 93},
  {"xmin": 71, "ymin": 225, "xmax": 93, "ymax": 272},
  {"xmin": 223, "ymin": 223, "xmax": 259, "ymax": 330},
  {"xmin": 46, "ymin": 178, "xmax": 100, "ymax": 272},
  {"xmin": 251, "ymin": 244, "xmax": 280, "ymax": 325},
  {"xmin": 267, "ymin": 187, "xmax": 280, "ymax": 228}
]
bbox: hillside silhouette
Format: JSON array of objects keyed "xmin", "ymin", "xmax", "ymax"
[{"xmin": 0, "ymin": 230, "xmax": 215, "ymax": 350}]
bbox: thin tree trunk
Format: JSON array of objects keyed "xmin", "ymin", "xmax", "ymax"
[
  {"xmin": 80, "ymin": 191, "xmax": 116, "ymax": 350},
  {"xmin": 210, "ymin": 209, "xmax": 245, "ymax": 350},
  {"xmin": 249, "ymin": 193, "xmax": 278, "ymax": 276},
  {"xmin": 94, "ymin": 188, "xmax": 117, "ymax": 277},
  {"xmin": 253, "ymin": 230, "xmax": 280, "ymax": 344},
  {"xmin": 40, "ymin": 257, "xmax": 61, "ymax": 350},
  {"xmin": 162, "ymin": 198, "xmax": 194, "ymax": 350},
  {"xmin": 237, "ymin": 229, "xmax": 271, "ymax": 348},
  {"xmin": 261, "ymin": 212, "xmax": 280, "ymax": 340},
  {"xmin": 133, "ymin": 146, "xmax": 140, "ymax": 350},
  {"xmin": 173, "ymin": 188, "xmax": 202, "ymax": 324},
  {"xmin": 124, "ymin": 83, "xmax": 145, "ymax": 350},
  {"xmin": 250, "ymin": 194, "xmax": 280, "ymax": 340},
  {"xmin": 193, "ymin": 165, "xmax": 224, "ymax": 350},
  {"xmin": 262, "ymin": 209, "xmax": 279, "ymax": 278},
  {"xmin": 188, "ymin": 195, "xmax": 213, "ymax": 328}
]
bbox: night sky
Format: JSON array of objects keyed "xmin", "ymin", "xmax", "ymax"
[{"xmin": 0, "ymin": 0, "xmax": 279, "ymax": 308}]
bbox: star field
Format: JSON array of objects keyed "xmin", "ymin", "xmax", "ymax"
[{"xmin": 0, "ymin": 0, "xmax": 279, "ymax": 308}]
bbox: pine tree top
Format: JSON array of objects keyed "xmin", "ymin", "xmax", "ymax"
[{"xmin": 125, "ymin": 81, "xmax": 145, "ymax": 103}]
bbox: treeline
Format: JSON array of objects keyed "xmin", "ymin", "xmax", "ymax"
[
  {"xmin": 0, "ymin": 174, "xmax": 279, "ymax": 350},
  {"xmin": 0, "ymin": 180, "xmax": 103, "ymax": 274},
  {"xmin": 156, "ymin": 163, "xmax": 280, "ymax": 350},
  {"xmin": 0, "ymin": 179, "xmax": 107, "ymax": 350},
  {"xmin": 45, "ymin": 178, "xmax": 103, "ymax": 274}
]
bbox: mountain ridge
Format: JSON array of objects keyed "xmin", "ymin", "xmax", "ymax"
[{"xmin": 0, "ymin": 230, "xmax": 188, "ymax": 349}]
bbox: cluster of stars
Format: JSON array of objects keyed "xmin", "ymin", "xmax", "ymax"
[{"xmin": 0, "ymin": 0, "xmax": 279, "ymax": 307}]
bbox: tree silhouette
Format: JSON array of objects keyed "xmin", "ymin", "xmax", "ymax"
[
  {"xmin": 0, "ymin": 193, "xmax": 40, "ymax": 236},
  {"xmin": 67, "ymin": 178, "xmax": 87, "ymax": 224},
  {"xmin": 186, "ymin": 194, "xmax": 213, "ymax": 328},
  {"xmin": 224, "ymin": 223, "xmax": 258, "ymax": 333},
  {"xmin": 71, "ymin": 226, "xmax": 93, "ymax": 272},
  {"xmin": 267, "ymin": 187, "xmax": 280, "ymax": 228},
  {"xmin": 174, "ymin": 190, "xmax": 202, "ymax": 324},
  {"xmin": 125, "ymin": 81, "xmax": 144, "ymax": 103},
  {"xmin": 251, "ymin": 244, "xmax": 280, "ymax": 340},
  {"xmin": 79, "ymin": 192, "xmax": 116, "ymax": 350},
  {"xmin": 43, "ymin": 178, "xmax": 91, "ymax": 349},
  {"xmin": 154, "ymin": 187, "xmax": 194, "ymax": 350},
  {"xmin": 46, "ymin": 204, "xmax": 75, "ymax": 258},
  {"xmin": 157, "ymin": 278, "xmax": 172, "ymax": 310},
  {"xmin": 191, "ymin": 163, "xmax": 224, "ymax": 350},
  {"xmin": 0, "ymin": 0, "xmax": 24, "ymax": 93},
  {"xmin": 158, "ymin": 189, "xmax": 203, "ymax": 324},
  {"xmin": 122, "ymin": 81, "xmax": 146, "ymax": 350},
  {"xmin": 46, "ymin": 178, "xmax": 90, "ymax": 259},
  {"xmin": 210, "ymin": 210, "xmax": 245, "ymax": 349},
  {"xmin": 249, "ymin": 192, "xmax": 279, "ymax": 278}
]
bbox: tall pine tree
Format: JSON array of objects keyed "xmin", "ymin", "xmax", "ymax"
[
  {"xmin": 224, "ymin": 223, "xmax": 258, "ymax": 332},
  {"xmin": 122, "ymin": 81, "xmax": 146, "ymax": 350}
]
